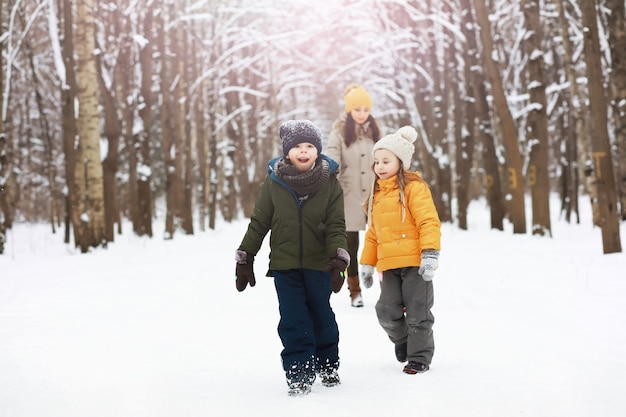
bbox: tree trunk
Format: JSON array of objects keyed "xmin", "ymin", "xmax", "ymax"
[
  {"xmin": 207, "ymin": 92, "xmax": 218, "ymax": 230},
  {"xmin": 557, "ymin": 99, "xmax": 580, "ymax": 224},
  {"xmin": 223, "ymin": 73, "xmax": 240, "ymax": 222},
  {"xmin": 0, "ymin": 0, "xmax": 3, "ymax": 254},
  {"xmin": 0, "ymin": 0, "xmax": 18, "ymax": 253},
  {"xmin": 605, "ymin": 0, "xmax": 626, "ymax": 220},
  {"xmin": 58, "ymin": 0, "xmax": 79, "ymax": 245},
  {"xmin": 75, "ymin": 0, "xmax": 105, "ymax": 252},
  {"xmin": 437, "ymin": 2, "xmax": 453, "ymax": 224},
  {"xmin": 96, "ymin": 50, "xmax": 121, "ymax": 244},
  {"xmin": 179, "ymin": 15, "xmax": 194, "ymax": 235},
  {"xmin": 136, "ymin": 4, "xmax": 154, "ymax": 237},
  {"xmin": 521, "ymin": 0, "xmax": 551, "ymax": 237},
  {"xmin": 580, "ymin": 0, "xmax": 622, "ymax": 254},
  {"xmin": 0, "ymin": 0, "xmax": 6, "ymax": 254},
  {"xmin": 159, "ymin": 5, "xmax": 176, "ymax": 239},
  {"xmin": 112, "ymin": 6, "xmax": 139, "ymax": 237},
  {"xmin": 464, "ymin": 0, "xmax": 504, "ymax": 230},
  {"xmin": 473, "ymin": 0, "xmax": 526, "ymax": 234},
  {"xmin": 456, "ymin": 6, "xmax": 478, "ymax": 230},
  {"xmin": 556, "ymin": 0, "xmax": 588, "ymax": 224}
]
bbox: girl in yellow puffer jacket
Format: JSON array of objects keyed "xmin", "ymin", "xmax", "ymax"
[{"xmin": 359, "ymin": 126, "xmax": 441, "ymax": 375}]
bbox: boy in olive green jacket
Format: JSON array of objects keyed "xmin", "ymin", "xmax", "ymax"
[{"xmin": 235, "ymin": 120, "xmax": 349, "ymax": 396}]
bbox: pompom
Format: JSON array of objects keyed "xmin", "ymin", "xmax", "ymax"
[{"xmin": 397, "ymin": 126, "xmax": 417, "ymax": 143}]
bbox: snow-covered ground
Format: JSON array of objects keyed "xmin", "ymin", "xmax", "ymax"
[{"xmin": 1, "ymin": 199, "xmax": 625, "ymax": 417}]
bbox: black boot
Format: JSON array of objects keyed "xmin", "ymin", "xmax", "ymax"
[
  {"xmin": 403, "ymin": 361, "xmax": 429, "ymax": 374},
  {"xmin": 395, "ymin": 342, "xmax": 407, "ymax": 362}
]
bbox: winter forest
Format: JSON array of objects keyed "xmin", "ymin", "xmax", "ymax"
[{"xmin": 0, "ymin": 0, "xmax": 625, "ymax": 255}]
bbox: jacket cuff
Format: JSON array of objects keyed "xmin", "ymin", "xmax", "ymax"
[
  {"xmin": 235, "ymin": 249, "xmax": 254, "ymax": 264},
  {"xmin": 421, "ymin": 249, "xmax": 439, "ymax": 260},
  {"xmin": 336, "ymin": 248, "xmax": 350, "ymax": 264}
]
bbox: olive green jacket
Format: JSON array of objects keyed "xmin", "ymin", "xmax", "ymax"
[{"xmin": 238, "ymin": 155, "xmax": 347, "ymax": 274}]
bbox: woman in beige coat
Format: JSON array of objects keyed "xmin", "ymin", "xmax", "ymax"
[{"xmin": 326, "ymin": 84, "xmax": 381, "ymax": 307}]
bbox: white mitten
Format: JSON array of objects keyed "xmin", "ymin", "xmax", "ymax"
[
  {"xmin": 418, "ymin": 250, "xmax": 439, "ymax": 281},
  {"xmin": 360, "ymin": 265, "xmax": 375, "ymax": 289}
]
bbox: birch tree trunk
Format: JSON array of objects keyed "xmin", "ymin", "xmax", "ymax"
[
  {"xmin": 580, "ymin": 0, "xmax": 622, "ymax": 254},
  {"xmin": 74, "ymin": 0, "xmax": 105, "ymax": 252},
  {"xmin": 521, "ymin": 0, "xmax": 551, "ymax": 236}
]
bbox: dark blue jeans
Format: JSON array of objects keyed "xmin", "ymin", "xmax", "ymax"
[{"xmin": 273, "ymin": 269, "xmax": 340, "ymax": 385}]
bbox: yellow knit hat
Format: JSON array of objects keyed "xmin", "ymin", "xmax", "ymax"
[{"xmin": 344, "ymin": 84, "xmax": 372, "ymax": 113}]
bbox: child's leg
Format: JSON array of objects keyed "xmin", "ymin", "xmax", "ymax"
[
  {"xmin": 375, "ymin": 268, "xmax": 408, "ymax": 345},
  {"xmin": 402, "ymin": 266, "xmax": 435, "ymax": 365},
  {"xmin": 274, "ymin": 270, "xmax": 316, "ymax": 385},
  {"xmin": 302, "ymin": 269, "xmax": 340, "ymax": 371}
]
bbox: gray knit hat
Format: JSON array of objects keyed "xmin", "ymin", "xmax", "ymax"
[
  {"xmin": 279, "ymin": 120, "xmax": 323, "ymax": 155},
  {"xmin": 372, "ymin": 126, "xmax": 417, "ymax": 167}
]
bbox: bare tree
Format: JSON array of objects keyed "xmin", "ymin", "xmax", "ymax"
[
  {"xmin": 73, "ymin": 0, "xmax": 105, "ymax": 252},
  {"xmin": 58, "ymin": 0, "xmax": 79, "ymax": 244},
  {"xmin": 1, "ymin": 0, "xmax": 623, "ymax": 257},
  {"xmin": 0, "ymin": 0, "xmax": 6, "ymax": 254},
  {"xmin": 556, "ymin": 0, "xmax": 588, "ymax": 224},
  {"xmin": 521, "ymin": 0, "xmax": 551, "ymax": 236},
  {"xmin": 580, "ymin": 0, "xmax": 622, "ymax": 254},
  {"xmin": 96, "ymin": 5, "xmax": 123, "ymax": 243},
  {"xmin": 159, "ymin": 4, "xmax": 178, "ymax": 238},
  {"xmin": 135, "ymin": 3, "xmax": 154, "ymax": 237},
  {"xmin": 460, "ymin": 0, "xmax": 505, "ymax": 230},
  {"xmin": 180, "ymin": 12, "xmax": 194, "ymax": 235},
  {"xmin": 605, "ymin": 0, "xmax": 626, "ymax": 220},
  {"xmin": 473, "ymin": 0, "xmax": 526, "ymax": 233},
  {"xmin": 0, "ymin": 0, "xmax": 21, "ymax": 253}
]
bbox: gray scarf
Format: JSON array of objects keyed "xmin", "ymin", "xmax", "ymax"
[{"xmin": 274, "ymin": 158, "xmax": 330, "ymax": 198}]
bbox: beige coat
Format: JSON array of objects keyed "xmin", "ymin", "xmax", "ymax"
[{"xmin": 326, "ymin": 115, "xmax": 377, "ymax": 231}]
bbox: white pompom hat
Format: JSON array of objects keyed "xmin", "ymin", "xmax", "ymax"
[{"xmin": 372, "ymin": 125, "xmax": 417, "ymax": 168}]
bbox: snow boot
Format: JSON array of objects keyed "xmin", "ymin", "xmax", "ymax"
[
  {"xmin": 348, "ymin": 275, "xmax": 363, "ymax": 307},
  {"xmin": 288, "ymin": 381, "xmax": 312, "ymax": 396},
  {"xmin": 403, "ymin": 361, "xmax": 429, "ymax": 374},
  {"xmin": 319, "ymin": 369, "xmax": 341, "ymax": 387},
  {"xmin": 395, "ymin": 342, "xmax": 407, "ymax": 362}
]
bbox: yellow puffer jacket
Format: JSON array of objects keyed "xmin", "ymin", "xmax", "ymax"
[{"xmin": 360, "ymin": 173, "xmax": 441, "ymax": 272}]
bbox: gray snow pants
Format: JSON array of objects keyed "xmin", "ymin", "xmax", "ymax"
[{"xmin": 375, "ymin": 266, "xmax": 434, "ymax": 365}]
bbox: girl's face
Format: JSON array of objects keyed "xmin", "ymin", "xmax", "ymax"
[
  {"xmin": 350, "ymin": 106, "xmax": 370, "ymax": 125},
  {"xmin": 286, "ymin": 142, "xmax": 318, "ymax": 172},
  {"xmin": 373, "ymin": 149, "xmax": 401, "ymax": 180}
]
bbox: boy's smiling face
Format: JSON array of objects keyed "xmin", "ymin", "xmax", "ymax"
[{"xmin": 286, "ymin": 142, "xmax": 319, "ymax": 172}]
